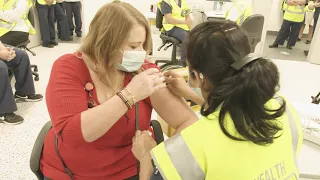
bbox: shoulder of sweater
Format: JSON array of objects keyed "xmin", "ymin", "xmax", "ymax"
[{"xmin": 53, "ymin": 54, "xmax": 87, "ymax": 75}]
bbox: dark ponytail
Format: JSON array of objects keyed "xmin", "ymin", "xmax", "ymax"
[{"xmin": 187, "ymin": 20, "xmax": 285, "ymax": 145}]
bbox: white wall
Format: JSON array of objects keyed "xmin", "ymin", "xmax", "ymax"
[
  {"xmin": 307, "ymin": 18, "xmax": 320, "ymax": 65},
  {"xmin": 28, "ymin": 4, "xmax": 42, "ymax": 48}
]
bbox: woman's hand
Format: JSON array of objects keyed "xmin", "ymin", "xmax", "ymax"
[
  {"xmin": 126, "ymin": 68, "xmax": 166, "ymax": 102},
  {"xmin": 132, "ymin": 130, "xmax": 156, "ymax": 162},
  {"xmin": 164, "ymin": 70, "xmax": 194, "ymax": 99}
]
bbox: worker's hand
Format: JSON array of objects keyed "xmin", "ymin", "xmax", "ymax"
[
  {"xmin": 0, "ymin": 47, "xmax": 15, "ymax": 61},
  {"xmin": 126, "ymin": 68, "xmax": 166, "ymax": 103},
  {"xmin": 164, "ymin": 70, "xmax": 194, "ymax": 99},
  {"xmin": 7, "ymin": 47, "xmax": 16, "ymax": 61},
  {"xmin": 46, "ymin": 0, "xmax": 54, "ymax": 5},
  {"xmin": 132, "ymin": 130, "xmax": 156, "ymax": 162},
  {"xmin": 185, "ymin": 18, "xmax": 192, "ymax": 29}
]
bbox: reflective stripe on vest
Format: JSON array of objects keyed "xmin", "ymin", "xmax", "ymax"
[
  {"xmin": 152, "ymin": 133, "xmax": 205, "ymax": 180},
  {"xmin": 284, "ymin": 5, "xmax": 305, "ymax": 22},
  {"xmin": 152, "ymin": 105, "xmax": 300, "ymax": 179},
  {"xmin": 161, "ymin": 0, "xmax": 189, "ymax": 32}
]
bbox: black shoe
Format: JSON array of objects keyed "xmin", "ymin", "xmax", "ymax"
[
  {"xmin": 60, "ymin": 37, "xmax": 73, "ymax": 41},
  {"xmin": 305, "ymin": 40, "xmax": 311, "ymax": 44},
  {"xmin": 286, "ymin": 46, "xmax": 292, "ymax": 50},
  {"xmin": 304, "ymin": 50, "xmax": 309, "ymax": 56},
  {"xmin": 269, "ymin": 44, "xmax": 278, "ymax": 48},
  {"xmin": 297, "ymin": 38, "xmax": 301, "ymax": 42},
  {"xmin": 76, "ymin": 33, "xmax": 82, "ymax": 37},
  {"xmin": 42, "ymin": 43, "xmax": 54, "ymax": 48},
  {"xmin": 0, "ymin": 113, "xmax": 24, "ymax": 125},
  {"xmin": 15, "ymin": 93, "xmax": 43, "ymax": 102},
  {"xmin": 50, "ymin": 41, "xmax": 58, "ymax": 46}
]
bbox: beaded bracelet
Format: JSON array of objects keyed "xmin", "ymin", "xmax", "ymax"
[
  {"xmin": 124, "ymin": 88, "xmax": 136, "ymax": 104},
  {"xmin": 116, "ymin": 91, "xmax": 132, "ymax": 110}
]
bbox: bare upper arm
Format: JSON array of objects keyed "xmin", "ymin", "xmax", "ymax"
[{"xmin": 150, "ymin": 87, "xmax": 198, "ymax": 130}]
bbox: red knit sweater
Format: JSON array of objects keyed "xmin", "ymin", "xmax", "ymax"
[{"xmin": 41, "ymin": 54, "xmax": 155, "ymax": 180}]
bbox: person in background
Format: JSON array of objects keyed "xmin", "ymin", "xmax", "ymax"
[
  {"xmin": 298, "ymin": 0, "xmax": 316, "ymax": 44},
  {"xmin": 269, "ymin": 0, "xmax": 306, "ymax": 50},
  {"xmin": 41, "ymin": 2, "xmax": 197, "ymax": 180},
  {"xmin": 159, "ymin": 0, "xmax": 192, "ymax": 63},
  {"xmin": 65, "ymin": 0, "xmax": 82, "ymax": 37},
  {"xmin": 36, "ymin": 0, "xmax": 57, "ymax": 48},
  {"xmin": 0, "ymin": 41, "xmax": 42, "ymax": 124},
  {"xmin": 0, "ymin": 0, "xmax": 36, "ymax": 46},
  {"xmin": 225, "ymin": 0, "xmax": 253, "ymax": 25},
  {"xmin": 131, "ymin": 20, "xmax": 303, "ymax": 180},
  {"xmin": 304, "ymin": 0, "xmax": 320, "ymax": 56},
  {"xmin": 55, "ymin": 0, "xmax": 72, "ymax": 41}
]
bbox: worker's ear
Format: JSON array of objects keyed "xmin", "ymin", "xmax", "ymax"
[{"xmin": 189, "ymin": 70, "xmax": 202, "ymax": 88}]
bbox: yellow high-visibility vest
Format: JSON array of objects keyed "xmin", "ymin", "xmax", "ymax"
[
  {"xmin": 37, "ymin": 0, "xmax": 56, "ymax": 5},
  {"xmin": 226, "ymin": 0, "xmax": 253, "ymax": 25},
  {"xmin": 158, "ymin": 0, "xmax": 190, "ymax": 32},
  {"xmin": 305, "ymin": 1, "xmax": 315, "ymax": 13},
  {"xmin": 284, "ymin": 4, "xmax": 305, "ymax": 22},
  {"xmin": 151, "ymin": 98, "xmax": 303, "ymax": 180},
  {"xmin": 282, "ymin": 1, "xmax": 288, "ymax": 10},
  {"xmin": 0, "ymin": 0, "xmax": 36, "ymax": 37}
]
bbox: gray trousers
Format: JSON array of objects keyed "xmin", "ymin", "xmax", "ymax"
[
  {"xmin": 56, "ymin": 2, "xmax": 70, "ymax": 40},
  {"xmin": 167, "ymin": 27, "xmax": 189, "ymax": 62},
  {"xmin": 65, "ymin": 1, "xmax": 82, "ymax": 34},
  {"xmin": 36, "ymin": 3, "xmax": 56, "ymax": 46},
  {"xmin": 274, "ymin": 20, "xmax": 302, "ymax": 47},
  {"xmin": 0, "ymin": 47, "xmax": 35, "ymax": 114}
]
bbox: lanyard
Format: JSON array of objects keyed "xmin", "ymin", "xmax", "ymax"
[{"xmin": 135, "ymin": 103, "xmax": 140, "ymax": 174}]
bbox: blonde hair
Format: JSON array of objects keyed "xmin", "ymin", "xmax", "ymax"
[{"xmin": 80, "ymin": 1, "xmax": 152, "ymax": 86}]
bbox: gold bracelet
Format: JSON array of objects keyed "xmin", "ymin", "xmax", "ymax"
[{"xmin": 125, "ymin": 88, "xmax": 136, "ymax": 104}]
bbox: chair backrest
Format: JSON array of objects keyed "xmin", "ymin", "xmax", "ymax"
[
  {"xmin": 30, "ymin": 121, "xmax": 52, "ymax": 180},
  {"xmin": 156, "ymin": 6, "xmax": 164, "ymax": 31},
  {"xmin": 240, "ymin": 14, "xmax": 264, "ymax": 53}
]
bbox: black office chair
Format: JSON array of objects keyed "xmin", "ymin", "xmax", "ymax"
[
  {"xmin": 240, "ymin": 14, "xmax": 264, "ymax": 53},
  {"xmin": 16, "ymin": 2, "xmax": 39, "ymax": 81},
  {"xmin": 154, "ymin": 6, "xmax": 185, "ymax": 71}
]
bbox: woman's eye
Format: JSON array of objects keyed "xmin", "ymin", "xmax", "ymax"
[{"xmin": 131, "ymin": 46, "xmax": 137, "ymax": 49}]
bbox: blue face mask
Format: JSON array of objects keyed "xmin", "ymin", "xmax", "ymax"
[
  {"xmin": 118, "ymin": 50, "xmax": 146, "ymax": 72},
  {"xmin": 188, "ymin": 72, "xmax": 203, "ymax": 97},
  {"xmin": 191, "ymin": 87, "xmax": 203, "ymax": 97}
]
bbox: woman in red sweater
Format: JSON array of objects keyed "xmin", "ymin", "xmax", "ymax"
[{"xmin": 40, "ymin": 1, "xmax": 197, "ymax": 180}]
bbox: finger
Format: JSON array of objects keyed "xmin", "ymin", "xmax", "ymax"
[
  {"xmin": 143, "ymin": 68, "xmax": 160, "ymax": 75},
  {"xmin": 164, "ymin": 70, "xmax": 180, "ymax": 78},
  {"xmin": 153, "ymin": 76, "xmax": 165, "ymax": 85},
  {"xmin": 164, "ymin": 77, "xmax": 179, "ymax": 84},
  {"xmin": 152, "ymin": 83, "xmax": 167, "ymax": 92},
  {"xmin": 141, "ymin": 130, "xmax": 149, "ymax": 135},
  {"xmin": 148, "ymin": 74, "xmax": 163, "ymax": 83},
  {"xmin": 135, "ymin": 130, "xmax": 141, "ymax": 136}
]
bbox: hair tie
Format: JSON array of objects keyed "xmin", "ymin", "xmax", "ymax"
[{"xmin": 230, "ymin": 54, "xmax": 261, "ymax": 70}]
